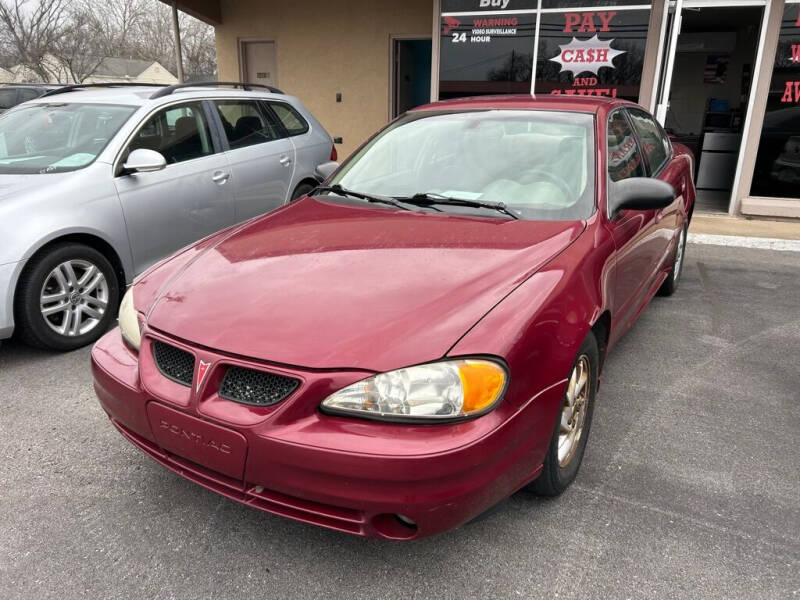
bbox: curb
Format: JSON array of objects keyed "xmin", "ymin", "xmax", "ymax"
[{"xmin": 688, "ymin": 233, "xmax": 800, "ymax": 252}]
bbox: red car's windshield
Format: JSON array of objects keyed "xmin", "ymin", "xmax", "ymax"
[{"xmin": 330, "ymin": 109, "xmax": 596, "ymax": 221}]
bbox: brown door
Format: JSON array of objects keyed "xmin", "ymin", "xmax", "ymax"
[{"xmin": 242, "ymin": 41, "xmax": 277, "ymax": 87}]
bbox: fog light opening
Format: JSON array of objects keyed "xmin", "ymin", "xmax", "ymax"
[
  {"xmin": 371, "ymin": 513, "xmax": 419, "ymax": 539},
  {"xmin": 395, "ymin": 514, "xmax": 417, "ymax": 529}
]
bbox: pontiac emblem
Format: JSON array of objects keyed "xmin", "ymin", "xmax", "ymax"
[
  {"xmin": 196, "ymin": 360, "xmax": 212, "ymax": 392},
  {"xmin": 550, "ymin": 35, "xmax": 626, "ymax": 77}
]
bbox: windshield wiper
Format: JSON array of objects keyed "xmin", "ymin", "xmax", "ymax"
[
  {"xmin": 314, "ymin": 184, "xmax": 412, "ymax": 212},
  {"xmin": 398, "ymin": 192, "xmax": 519, "ymax": 220}
]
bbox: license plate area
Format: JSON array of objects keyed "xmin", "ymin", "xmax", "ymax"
[{"xmin": 147, "ymin": 402, "xmax": 247, "ymax": 480}]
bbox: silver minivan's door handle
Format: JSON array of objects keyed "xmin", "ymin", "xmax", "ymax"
[
  {"xmin": 279, "ymin": 155, "xmax": 292, "ymax": 166},
  {"xmin": 212, "ymin": 171, "xmax": 230, "ymax": 184}
]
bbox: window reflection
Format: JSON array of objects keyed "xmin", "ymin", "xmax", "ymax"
[{"xmin": 751, "ymin": 4, "xmax": 800, "ymax": 199}]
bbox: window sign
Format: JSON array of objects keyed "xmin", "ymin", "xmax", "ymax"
[
  {"xmin": 750, "ymin": 4, "xmax": 800, "ymax": 200},
  {"xmin": 439, "ymin": 11, "xmax": 537, "ymax": 99},
  {"xmin": 442, "ymin": 0, "xmax": 538, "ymax": 12},
  {"xmin": 535, "ymin": 9, "xmax": 650, "ymax": 100}
]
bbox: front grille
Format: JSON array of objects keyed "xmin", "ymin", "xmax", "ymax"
[
  {"xmin": 219, "ymin": 366, "xmax": 300, "ymax": 406},
  {"xmin": 152, "ymin": 340, "xmax": 195, "ymax": 386}
]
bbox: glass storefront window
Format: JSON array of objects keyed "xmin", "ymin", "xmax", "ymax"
[
  {"xmin": 535, "ymin": 9, "xmax": 650, "ymax": 100},
  {"xmin": 439, "ymin": 3, "xmax": 651, "ymax": 102},
  {"xmin": 750, "ymin": 3, "xmax": 800, "ymax": 200},
  {"xmin": 439, "ymin": 11, "xmax": 536, "ymax": 99}
]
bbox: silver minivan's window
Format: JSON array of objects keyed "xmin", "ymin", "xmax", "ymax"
[
  {"xmin": 0, "ymin": 102, "xmax": 136, "ymax": 174},
  {"xmin": 330, "ymin": 110, "xmax": 595, "ymax": 220}
]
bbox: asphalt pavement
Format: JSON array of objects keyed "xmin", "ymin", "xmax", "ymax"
[{"xmin": 1, "ymin": 243, "xmax": 798, "ymax": 600}]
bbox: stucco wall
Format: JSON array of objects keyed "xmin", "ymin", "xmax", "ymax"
[{"xmin": 216, "ymin": 0, "xmax": 433, "ymax": 158}]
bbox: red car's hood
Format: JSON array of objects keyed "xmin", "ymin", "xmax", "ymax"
[{"xmin": 146, "ymin": 198, "xmax": 585, "ymax": 371}]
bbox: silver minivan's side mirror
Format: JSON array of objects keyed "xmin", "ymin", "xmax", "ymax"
[
  {"xmin": 314, "ymin": 161, "xmax": 340, "ymax": 182},
  {"xmin": 123, "ymin": 148, "xmax": 167, "ymax": 174},
  {"xmin": 608, "ymin": 177, "xmax": 675, "ymax": 218}
]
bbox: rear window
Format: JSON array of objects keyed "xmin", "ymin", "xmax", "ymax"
[
  {"xmin": 0, "ymin": 89, "xmax": 17, "ymax": 110},
  {"xmin": 18, "ymin": 88, "xmax": 41, "ymax": 102},
  {"xmin": 214, "ymin": 99, "xmax": 280, "ymax": 149},
  {"xmin": 268, "ymin": 102, "xmax": 309, "ymax": 136}
]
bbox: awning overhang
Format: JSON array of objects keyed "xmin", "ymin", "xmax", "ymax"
[{"xmin": 159, "ymin": 0, "xmax": 221, "ymax": 25}]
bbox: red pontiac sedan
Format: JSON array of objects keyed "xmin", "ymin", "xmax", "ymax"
[{"xmin": 92, "ymin": 96, "xmax": 695, "ymax": 540}]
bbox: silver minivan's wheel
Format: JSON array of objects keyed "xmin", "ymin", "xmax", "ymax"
[
  {"xmin": 39, "ymin": 259, "xmax": 110, "ymax": 337},
  {"xmin": 15, "ymin": 243, "xmax": 120, "ymax": 351}
]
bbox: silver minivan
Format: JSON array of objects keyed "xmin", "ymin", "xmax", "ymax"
[{"xmin": 0, "ymin": 83, "xmax": 336, "ymax": 350}]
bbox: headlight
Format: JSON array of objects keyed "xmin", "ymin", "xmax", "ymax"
[
  {"xmin": 118, "ymin": 287, "xmax": 141, "ymax": 351},
  {"xmin": 321, "ymin": 359, "xmax": 507, "ymax": 421}
]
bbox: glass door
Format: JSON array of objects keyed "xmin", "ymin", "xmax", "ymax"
[{"xmin": 654, "ymin": 0, "xmax": 766, "ymax": 213}]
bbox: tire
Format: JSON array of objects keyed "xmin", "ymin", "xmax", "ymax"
[
  {"xmin": 15, "ymin": 243, "xmax": 120, "ymax": 351},
  {"xmin": 658, "ymin": 222, "xmax": 688, "ymax": 297},
  {"xmin": 291, "ymin": 181, "xmax": 316, "ymax": 201},
  {"xmin": 527, "ymin": 332, "xmax": 599, "ymax": 496}
]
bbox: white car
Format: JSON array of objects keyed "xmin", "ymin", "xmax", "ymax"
[{"xmin": 0, "ymin": 82, "xmax": 336, "ymax": 350}]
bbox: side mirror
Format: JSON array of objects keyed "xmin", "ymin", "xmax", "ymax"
[
  {"xmin": 122, "ymin": 149, "xmax": 167, "ymax": 174},
  {"xmin": 314, "ymin": 161, "xmax": 339, "ymax": 182},
  {"xmin": 608, "ymin": 177, "xmax": 675, "ymax": 218}
]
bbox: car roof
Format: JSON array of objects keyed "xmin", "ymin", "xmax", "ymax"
[
  {"xmin": 22, "ymin": 85, "xmax": 287, "ymax": 107},
  {"xmin": 412, "ymin": 94, "xmax": 631, "ymax": 114}
]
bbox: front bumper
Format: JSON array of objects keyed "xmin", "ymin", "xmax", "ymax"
[
  {"xmin": 92, "ymin": 328, "xmax": 563, "ymax": 539},
  {"xmin": 0, "ymin": 261, "xmax": 21, "ymax": 340}
]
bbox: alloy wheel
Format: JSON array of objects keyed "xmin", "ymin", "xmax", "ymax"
[
  {"xmin": 558, "ymin": 355, "xmax": 591, "ymax": 468},
  {"xmin": 39, "ymin": 260, "xmax": 109, "ymax": 337}
]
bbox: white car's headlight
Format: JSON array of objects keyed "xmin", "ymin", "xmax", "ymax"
[
  {"xmin": 321, "ymin": 359, "xmax": 507, "ymax": 421},
  {"xmin": 118, "ymin": 287, "xmax": 141, "ymax": 351}
]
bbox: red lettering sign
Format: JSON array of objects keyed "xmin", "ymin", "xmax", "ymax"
[
  {"xmin": 792, "ymin": 44, "xmax": 800, "ymax": 63},
  {"xmin": 562, "ymin": 48, "xmax": 610, "ymax": 64},
  {"xmin": 473, "ymin": 17, "xmax": 518, "ymax": 27},
  {"xmin": 552, "ymin": 88, "xmax": 618, "ymax": 98},
  {"xmin": 781, "ymin": 81, "xmax": 800, "ymax": 103},
  {"xmin": 563, "ymin": 11, "xmax": 616, "ymax": 34}
]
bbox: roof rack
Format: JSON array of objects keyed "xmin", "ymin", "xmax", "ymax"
[
  {"xmin": 1, "ymin": 82, "xmax": 60, "ymax": 87},
  {"xmin": 40, "ymin": 82, "xmax": 167, "ymax": 98},
  {"xmin": 149, "ymin": 81, "xmax": 283, "ymax": 99}
]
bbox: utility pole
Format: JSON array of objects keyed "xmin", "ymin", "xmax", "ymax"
[{"xmin": 171, "ymin": 2, "xmax": 185, "ymax": 83}]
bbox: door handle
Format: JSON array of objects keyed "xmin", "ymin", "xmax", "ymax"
[
  {"xmin": 279, "ymin": 155, "xmax": 292, "ymax": 167},
  {"xmin": 212, "ymin": 171, "xmax": 230, "ymax": 184}
]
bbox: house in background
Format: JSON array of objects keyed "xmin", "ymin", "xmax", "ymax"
[
  {"xmin": 85, "ymin": 58, "xmax": 178, "ymax": 85},
  {"xmin": 4, "ymin": 55, "xmax": 177, "ymax": 85}
]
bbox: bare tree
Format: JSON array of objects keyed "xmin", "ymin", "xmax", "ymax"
[
  {"xmin": 0, "ymin": 0, "xmax": 216, "ymax": 83},
  {"xmin": 0, "ymin": 0, "xmax": 70, "ymax": 81},
  {"xmin": 52, "ymin": 6, "xmax": 105, "ymax": 83},
  {"xmin": 76, "ymin": 0, "xmax": 150, "ymax": 59}
]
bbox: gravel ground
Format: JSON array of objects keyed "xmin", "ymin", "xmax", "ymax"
[{"xmin": 1, "ymin": 242, "xmax": 798, "ymax": 600}]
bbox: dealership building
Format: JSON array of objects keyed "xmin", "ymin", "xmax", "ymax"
[{"xmin": 167, "ymin": 0, "xmax": 800, "ymax": 221}]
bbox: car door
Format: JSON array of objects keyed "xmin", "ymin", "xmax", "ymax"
[
  {"xmin": 626, "ymin": 107, "xmax": 682, "ymax": 262},
  {"xmin": 209, "ymin": 98, "xmax": 295, "ymax": 222},
  {"xmin": 604, "ymin": 108, "xmax": 660, "ymax": 337},
  {"xmin": 114, "ymin": 100, "xmax": 234, "ymax": 274}
]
